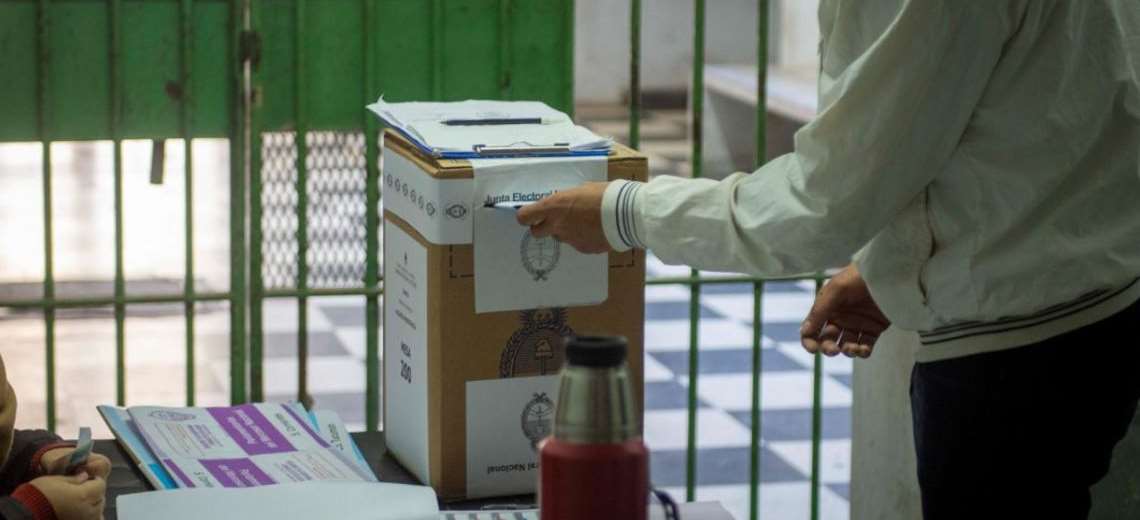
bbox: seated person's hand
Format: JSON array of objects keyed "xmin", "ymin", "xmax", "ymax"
[
  {"xmin": 801, "ymin": 264, "xmax": 890, "ymax": 358},
  {"xmin": 29, "ymin": 472, "xmax": 106, "ymax": 520},
  {"xmin": 40, "ymin": 447, "xmax": 112, "ymax": 480}
]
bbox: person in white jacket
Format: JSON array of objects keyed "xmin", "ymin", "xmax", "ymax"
[{"xmin": 518, "ymin": 1, "xmax": 1140, "ymax": 518}]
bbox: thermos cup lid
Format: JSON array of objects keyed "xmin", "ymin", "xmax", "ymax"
[{"xmin": 565, "ymin": 336, "xmax": 628, "ymax": 368}]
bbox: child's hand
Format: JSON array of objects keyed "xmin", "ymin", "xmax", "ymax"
[
  {"xmin": 29, "ymin": 472, "xmax": 106, "ymax": 520},
  {"xmin": 40, "ymin": 448, "xmax": 112, "ymax": 480}
]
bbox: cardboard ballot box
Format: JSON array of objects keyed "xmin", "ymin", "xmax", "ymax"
[{"xmin": 381, "ymin": 130, "xmax": 646, "ymax": 500}]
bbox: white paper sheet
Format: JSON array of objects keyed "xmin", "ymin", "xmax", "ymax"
[
  {"xmin": 310, "ymin": 409, "xmax": 372, "ymax": 476},
  {"xmin": 465, "ymin": 375, "xmax": 560, "ymax": 498},
  {"xmin": 117, "ymin": 481, "xmax": 439, "ymax": 520},
  {"xmin": 383, "ymin": 220, "xmax": 432, "ymax": 484},
  {"xmin": 470, "ymin": 156, "xmax": 608, "ymax": 314},
  {"xmin": 129, "ymin": 403, "xmax": 372, "ymax": 488},
  {"xmin": 367, "ymin": 99, "xmax": 610, "ymax": 155}
]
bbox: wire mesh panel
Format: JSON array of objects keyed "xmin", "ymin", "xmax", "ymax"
[
  {"xmin": 260, "ymin": 131, "xmax": 367, "ymax": 290},
  {"xmin": 306, "ymin": 131, "xmax": 367, "ymax": 289}
]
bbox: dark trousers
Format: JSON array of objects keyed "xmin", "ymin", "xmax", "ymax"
[{"xmin": 911, "ymin": 298, "xmax": 1140, "ymax": 519}]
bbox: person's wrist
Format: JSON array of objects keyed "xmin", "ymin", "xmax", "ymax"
[{"xmin": 600, "ymin": 180, "xmax": 646, "ymax": 251}]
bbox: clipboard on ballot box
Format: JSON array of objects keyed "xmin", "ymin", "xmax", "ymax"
[{"xmin": 366, "ymin": 98, "xmax": 612, "ymax": 159}]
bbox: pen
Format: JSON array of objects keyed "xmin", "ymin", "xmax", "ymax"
[
  {"xmin": 484, "ymin": 200, "xmax": 538, "ymax": 210},
  {"xmin": 442, "ymin": 117, "xmax": 558, "ymax": 126},
  {"xmin": 65, "ymin": 426, "xmax": 93, "ymax": 474}
]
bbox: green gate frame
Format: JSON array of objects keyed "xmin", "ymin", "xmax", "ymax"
[{"xmin": 0, "ymin": 2, "xmax": 832, "ymax": 519}]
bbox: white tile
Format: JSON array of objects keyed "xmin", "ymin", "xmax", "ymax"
[
  {"xmin": 646, "ymin": 254, "xmax": 742, "ymax": 279},
  {"xmin": 643, "ymin": 409, "xmax": 752, "ymax": 451},
  {"xmin": 776, "ymin": 342, "xmax": 854, "ymax": 375},
  {"xmin": 662, "ymin": 482, "xmax": 849, "ymax": 520},
  {"xmin": 258, "ymin": 357, "xmax": 366, "ymax": 396},
  {"xmin": 767, "ymin": 439, "xmax": 852, "ymax": 484},
  {"xmin": 645, "ymin": 284, "xmax": 693, "ymax": 302},
  {"xmin": 702, "ymin": 292, "xmax": 816, "ymax": 324},
  {"xmin": 260, "ymin": 299, "xmax": 333, "ymax": 333},
  {"xmin": 685, "ymin": 372, "xmax": 852, "ymax": 411},
  {"xmin": 310, "ymin": 295, "xmax": 365, "ymax": 308},
  {"xmin": 645, "ymin": 319, "xmax": 757, "ymax": 351},
  {"xmin": 647, "ymin": 256, "xmax": 694, "ymax": 278},
  {"xmin": 334, "ymin": 326, "xmax": 368, "ymax": 360},
  {"xmin": 643, "ymin": 353, "xmax": 675, "ymax": 383}
]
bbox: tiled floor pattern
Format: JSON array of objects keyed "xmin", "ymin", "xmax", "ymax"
[{"xmin": 0, "ymin": 107, "xmax": 850, "ymax": 519}]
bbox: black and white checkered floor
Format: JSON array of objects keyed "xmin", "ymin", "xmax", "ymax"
[
  {"xmin": 229, "ymin": 251, "xmax": 851, "ymax": 520},
  {"xmin": 248, "ymin": 107, "xmax": 850, "ymax": 519},
  {"xmin": 0, "ymin": 107, "xmax": 851, "ymax": 519}
]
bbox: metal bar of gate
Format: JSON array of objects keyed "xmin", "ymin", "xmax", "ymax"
[
  {"xmin": 180, "ymin": 0, "xmax": 197, "ymax": 406},
  {"xmin": 294, "ymin": 0, "xmax": 312, "ymax": 408},
  {"xmin": 685, "ymin": 0, "xmax": 706, "ymax": 502},
  {"xmin": 749, "ymin": 281, "xmax": 764, "ymax": 520},
  {"xmin": 498, "ymin": 0, "xmax": 511, "ymax": 100},
  {"xmin": 362, "ymin": 0, "xmax": 382, "ymax": 433},
  {"xmin": 109, "ymin": 0, "xmax": 127, "ymax": 407},
  {"xmin": 750, "ymin": 3, "xmax": 769, "ymax": 519},
  {"xmin": 248, "ymin": 0, "xmax": 266, "ymax": 404},
  {"xmin": 229, "ymin": 0, "xmax": 248, "ymax": 405},
  {"xmin": 811, "ymin": 277, "xmax": 825, "ymax": 520},
  {"xmin": 628, "ymin": 0, "xmax": 641, "ymax": 150},
  {"xmin": 432, "ymin": 0, "xmax": 443, "ymax": 100},
  {"xmin": 35, "ymin": 0, "xmax": 57, "ymax": 432},
  {"xmin": 0, "ymin": 293, "xmax": 233, "ymax": 310}
]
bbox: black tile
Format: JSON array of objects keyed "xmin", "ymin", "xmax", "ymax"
[
  {"xmin": 729, "ymin": 408, "xmax": 851, "ymax": 442},
  {"xmin": 649, "ymin": 348, "xmax": 803, "ymax": 375},
  {"xmin": 649, "ymin": 446, "xmax": 805, "ymax": 487},
  {"xmin": 311, "ymin": 393, "xmax": 366, "ymax": 425},
  {"xmin": 700, "ymin": 283, "xmax": 754, "ymax": 295},
  {"xmin": 698, "ymin": 281, "xmax": 810, "ymax": 295},
  {"xmin": 764, "ymin": 280, "xmax": 814, "ymax": 294},
  {"xmin": 644, "ymin": 381, "xmax": 710, "ymax": 411},
  {"xmin": 830, "ymin": 373, "xmax": 853, "ymax": 389},
  {"xmin": 645, "ymin": 301, "xmax": 724, "ymax": 320},
  {"xmin": 756, "ymin": 322, "xmax": 803, "ymax": 342},
  {"xmin": 263, "ymin": 331, "xmax": 351, "ymax": 358},
  {"xmin": 827, "ymin": 483, "xmax": 850, "ymax": 501},
  {"xmin": 319, "ymin": 305, "xmax": 369, "ymax": 328}
]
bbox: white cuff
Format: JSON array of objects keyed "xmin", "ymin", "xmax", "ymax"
[{"xmin": 600, "ymin": 179, "xmax": 647, "ymax": 252}]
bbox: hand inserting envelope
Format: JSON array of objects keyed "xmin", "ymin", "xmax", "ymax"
[{"xmin": 471, "ymin": 156, "xmax": 609, "ymax": 314}]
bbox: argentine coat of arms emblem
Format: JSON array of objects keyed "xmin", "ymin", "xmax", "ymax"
[{"xmin": 499, "ymin": 308, "xmax": 574, "ymax": 378}]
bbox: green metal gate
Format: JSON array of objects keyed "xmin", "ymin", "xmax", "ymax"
[{"xmin": 0, "ymin": 1, "xmax": 834, "ymax": 519}]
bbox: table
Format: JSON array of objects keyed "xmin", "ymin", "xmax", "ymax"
[{"xmin": 98, "ymin": 431, "xmax": 535, "ymax": 520}]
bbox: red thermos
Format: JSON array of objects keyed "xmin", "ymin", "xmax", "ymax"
[{"xmin": 539, "ymin": 336, "xmax": 649, "ymax": 520}]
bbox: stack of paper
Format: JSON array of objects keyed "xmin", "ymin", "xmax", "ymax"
[
  {"xmin": 367, "ymin": 98, "xmax": 611, "ymax": 158},
  {"xmin": 98, "ymin": 403, "xmax": 375, "ymax": 489}
]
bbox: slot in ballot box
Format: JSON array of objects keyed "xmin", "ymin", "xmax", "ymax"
[{"xmin": 381, "ymin": 130, "xmax": 647, "ymax": 500}]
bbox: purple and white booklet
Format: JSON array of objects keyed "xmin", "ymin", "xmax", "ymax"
[{"xmin": 129, "ymin": 403, "xmax": 376, "ymax": 488}]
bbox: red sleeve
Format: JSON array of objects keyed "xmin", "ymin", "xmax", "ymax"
[
  {"xmin": 0, "ymin": 431, "xmax": 64, "ymax": 495},
  {"xmin": 10, "ymin": 485, "xmax": 55, "ymax": 520}
]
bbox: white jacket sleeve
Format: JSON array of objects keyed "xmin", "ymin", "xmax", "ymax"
[{"xmin": 602, "ymin": 0, "xmax": 1020, "ymax": 277}]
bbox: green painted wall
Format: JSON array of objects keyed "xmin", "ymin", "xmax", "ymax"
[{"xmin": 0, "ymin": 0, "xmax": 574, "ymax": 141}]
